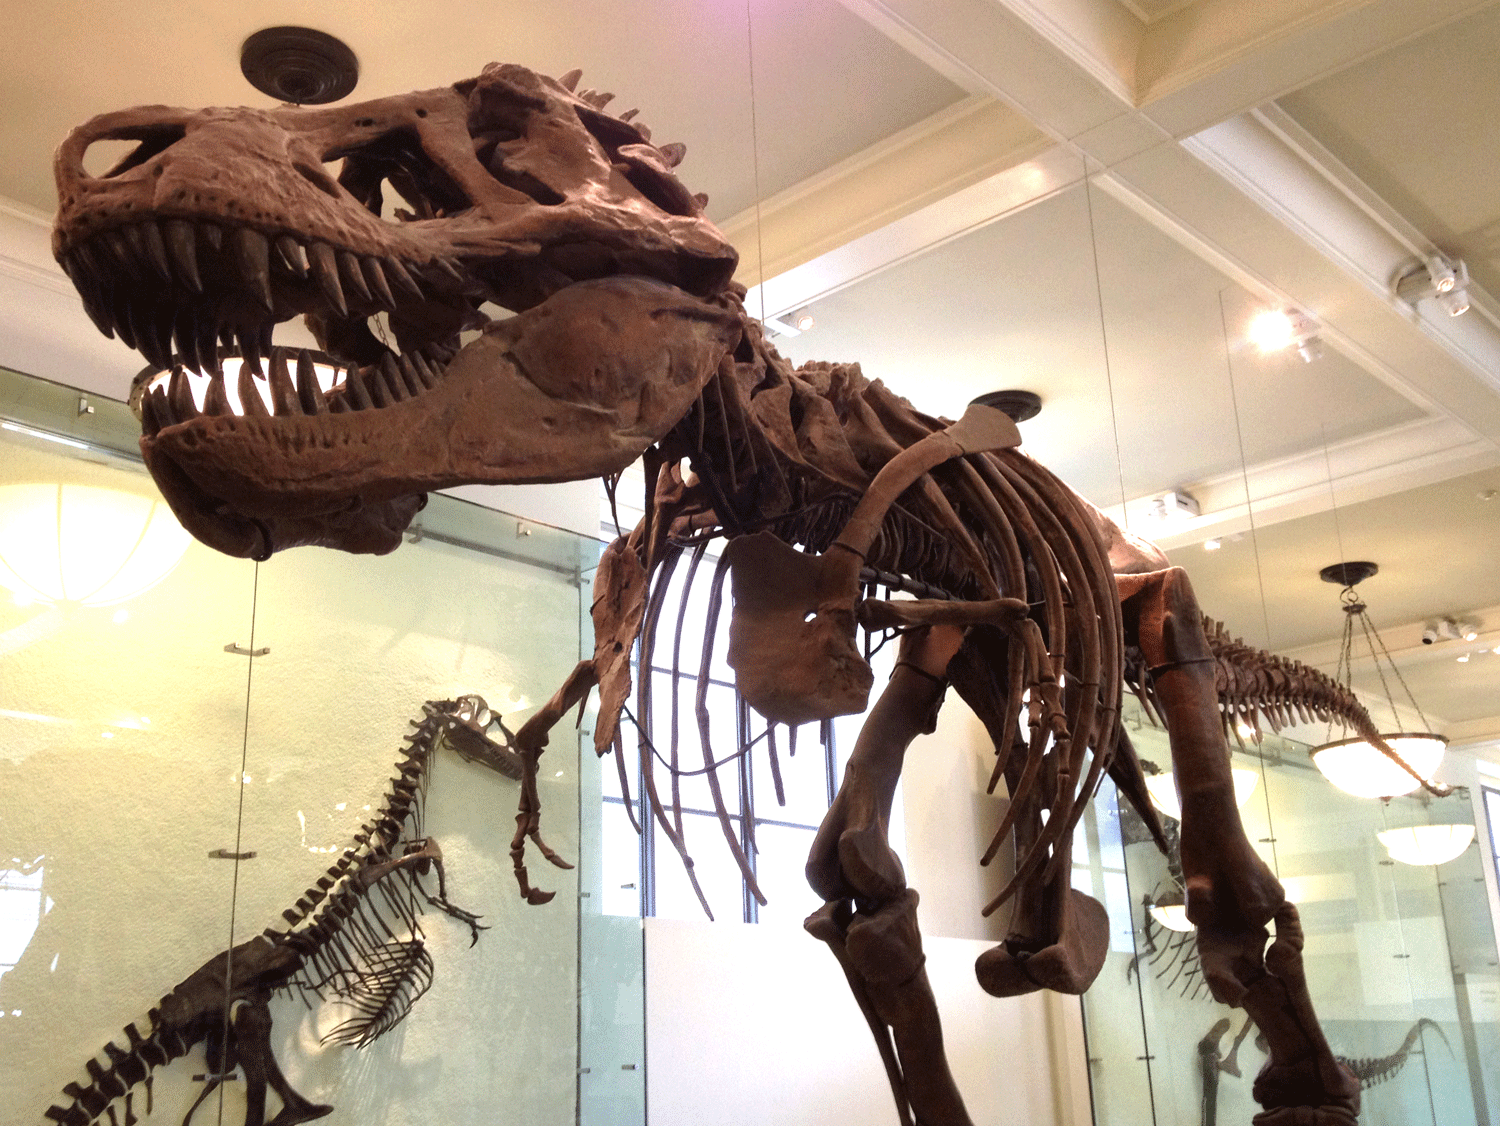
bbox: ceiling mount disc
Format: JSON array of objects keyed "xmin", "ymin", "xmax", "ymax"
[
  {"xmin": 241, "ymin": 27, "xmax": 358, "ymax": 105},
  {"xmin": 971, "ymin": 389, "xmax": 1042, "ymax": 422},
  {"xmin": 1319, "ymin": 561, "xmax": 1378, "ymax": 586}
]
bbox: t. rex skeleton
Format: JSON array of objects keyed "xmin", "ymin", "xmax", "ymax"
[
  {"xmin": 53, "ymin": 61, "xmax": 1436, "ymax": 1125},
  {"xmin": 41, "ymin": 697, "xmax": 517, "ymax": 1126}
]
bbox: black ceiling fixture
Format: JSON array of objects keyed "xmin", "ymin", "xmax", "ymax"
[
  {"xmin": 241, "ymin": 27, "xmax": 358, "ymax": 105},
  {"xmin": 971, "ymin": 389, "xmax": 1042, "ymax": 423}
]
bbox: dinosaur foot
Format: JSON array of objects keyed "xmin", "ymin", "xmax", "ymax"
[
  {"xmin": 974, "ymin": 890, "xmax": 1109, "ymax": 997},
  {"xmin": 425, "ymin": 894, "xmax": 489, "ymax": 945},
  {"xmin": 1250, "ymin": 1057, "xmax": 1360, "ymax": 1126}
]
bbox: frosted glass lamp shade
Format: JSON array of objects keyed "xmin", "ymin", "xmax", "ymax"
[
  {"xmin": 0, "ymin": 484, "xmax": 191, "ymax": 607},
  {"xmin": 1311, "ymin": 734, "xmax": 1447, "ymax": 799},
  {"xmin": 1145, "ymin": 767, "xmax": 1259, "ymax": 822},
  {"xmin": 1377, "ymin": 823, "xmax": 1475, "ymax": 866}
]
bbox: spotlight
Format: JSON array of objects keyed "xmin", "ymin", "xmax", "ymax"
[
  {"xmin": 1203, "ymin": 537, "xmax": 1222, "ymax": 551},
  {"xmin": 1395, "ymin": 255, "xmax": 1471, "ymax": 318},
  {"xmin": 1296, "ymin": 336, "xmax": 1324, "ymax": 363},
  {"xmin": 1248, "ymin": 309, "xmax": 1296, "ymax": 352},
  {"xmin": 792, "ymin": 307, "xmax": 815, "ymax": 332}
]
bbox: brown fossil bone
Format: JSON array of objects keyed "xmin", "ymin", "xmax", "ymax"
[
  {"xmin": 725, "ymin": 401, "xmax": 1020, "ymax": 725},
  {"xmin": 54, "ymin": 63, "xmax": 1373, "ymax": 1126}
]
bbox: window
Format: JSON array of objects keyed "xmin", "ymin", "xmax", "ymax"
[{"xmin": 596, "ymin": 501, "xmax": 901, "ymax": 923}]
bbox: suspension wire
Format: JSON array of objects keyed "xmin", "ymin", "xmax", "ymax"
[
  {"xmin": 217, "ymin": 560, "xmax": 260, "ymax": 1125},
  {"xmin": 1217, "ymin": 290, "xmax": 1277, "ymax": 651},
  {"xmin": 743, "ymin": 0, "xmax": 769, "ymax": 326},
  {"xmin": 1081, "ymin": 170, "xmax": 1132, "ymax": 527}
]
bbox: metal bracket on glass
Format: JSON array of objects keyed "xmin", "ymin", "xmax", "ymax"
[
  {"xmin": 208, "ymin": 849, "xmax": 257, "ymax": 860},
  {"xmin": 621, "ymin": 1064, "xmax": 639, "ymax": 1070},
  {"xmin": 77, "ymin": 396, "xmax": 95, "ymax": 416},
  {"xmin": 224, "ymin": 643, "xmax": 270, "ymax": 657},
  {"xmin": 193, "ymin": 1070, "xmax": 241, "ymax": 1083}
]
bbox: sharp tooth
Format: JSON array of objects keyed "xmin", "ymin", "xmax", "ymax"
[
  {"xmin": 173, "ymin": 306, "xmax": 201, "ymax": 374},
  {"xmin": 362, "ymin": 257, "xmax": 396, "ymax": 310},
  {"xmin": 103, "ymin": 229, "xmax": 139, "ymax": 278},
  {"xmin": 232, "ymin": 229, "xmax": 274, "ymax": 312},
  {"xmin": 338, "ymin": 250, "xmax": 372, "ymax": 304},
  {"xmin": 296, "ymin": 350, "xmax": 329, "ymax": 414},
  {"xmin": 196, "ymin": 314, "xmax": 222, "ymax": 377},
  {"xmin": 307, "ymin": 243, "xmax": 348, "ymax": 316},
  {"xmin": 163, "ymin": 221, "xmax": 201, "ymax": 293},
  {"xmin": 429, "ymin": 256, "xmax": 465, "ymax": 284},
  {"xmin": 411, "ymin": 352, "xmax": 440, "ymax": 388},
  {"xmin": 142, "ymin": 222, "xmax": 174, "ymax": 283},
  {"xmin": 237, "ymin": 325, "xmax": 264, "ymax": 377},
  {"xmin": 153, "ymin": 302, "xmax": 178, "ymax": 370},
  {"xmin": 268, "ymin": 349, "xmax": 301, "ymax": 415},
  {"xmin": 364, "ymin": 364, "xmax": 391, "ymax": 407},
  {"xmin": 383, "ymin": 257, "xmax": 423, "ymax": 301},
  {"xmin": 409, "ymin": 352, "xmax": 435, "ymax": 388},
  {"xmin": 276, "ymin": 235, "xmax": 308, "ymax": 277},
  {"xmin": 167, "ymin": 367, "xmax": 196, "ymax": 421},
  {"xmin": 68, "ymin": 257, "xmax": 116, "ymax": 338},
  {"xmin": 111, "ymin": 292, "xmax": 139, "ymax": 350},
  {"xmin": 396, "ymin": 354, "xmax": 423, "ymax": 396},
  {"xmin": 200, "ymin": 222, "xmax": 224, "ymax": 252},
  {"xmin": 346, "ymin": 368, "xmax": 374, "ymax": 410},
  {"xmin": 152, "ymin": 384, "xmax": 176, "ymax": 426},
  {"xmin": 237, "ymin": 363, "xmax": 270, "ymax": 418},
  {"xmin": 202, "ymin": 370, "xmax": 232, "ymax": 416},
  {"xmin": 128, "ymin": 302, "xmax": 168, "ymax": 369},
  {"xmin": 123, "ymin": 225, "xmax": 164, "ymax": 282},
  {"xmin": 378, "ymin": 354, "xmax": 409, "ymax": 401},
  {"xmin": 140, "ymin": 387, "xmax": 164, "ymax": 436}
]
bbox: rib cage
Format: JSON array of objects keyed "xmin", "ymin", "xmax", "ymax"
[{"xmin": 598, "ymin": 301, "xmax": 1143, "ymax": 920}]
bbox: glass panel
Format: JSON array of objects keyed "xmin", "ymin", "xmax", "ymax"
[
  {"xmin": 1084, "ymin": 702, "xmax": 1500, "ymax": 1125},
  {"xmin": 242, "ymin": 493, "xmax": 590, "ymax": 1123},
  {"xmin": 0, "ymin": 370, "xmax": 256, "ymax": 1125}
]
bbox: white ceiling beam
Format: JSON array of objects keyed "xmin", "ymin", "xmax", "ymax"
[
  {"xmin": 742, "ymin": 142, "xmax": 1087, "ymax": 321},
  {"xmin": 720, "ymin": 95, "xmax": 1050, "ymax": 290},
  {"xmin": 1114, "ymin": 415, "xmax": 1500, "ymax": 550}
]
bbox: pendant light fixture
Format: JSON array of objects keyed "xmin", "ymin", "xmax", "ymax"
[
  {"xmin": 1376, "ymin": 823, "xmax": 1475, "ymax": 866},
  {"xmin": 1308, "ymin": 561, "xmax": 1449, "ymax": 799}
]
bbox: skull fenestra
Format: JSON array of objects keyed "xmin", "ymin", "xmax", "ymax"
[{"xmin": 52, "ymin": 63, "xmax": 742, "ymax": 559}]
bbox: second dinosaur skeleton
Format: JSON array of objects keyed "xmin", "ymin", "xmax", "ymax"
[
  {"xmin": 50, "ymin": 60, "xmax": 1439, "ymax": 1125},
  {"xmin": 41, "ymin": 696, "xmax": 519, "ymax": 1126}
]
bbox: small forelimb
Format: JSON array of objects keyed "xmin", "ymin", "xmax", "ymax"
[{"xmin": 507, "ymin": 661, "xmax": 595, "ymax": 905}]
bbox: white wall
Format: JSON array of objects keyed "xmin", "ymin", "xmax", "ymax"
[{"xmin": 644, "ymin": 693, "xmax": 1090, "ymax": 1126}]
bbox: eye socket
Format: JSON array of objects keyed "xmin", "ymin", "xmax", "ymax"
[
  {"xmin": 83, "ymin": 124, "xmax": 187, "ymax": 179},
  {"xmin": 333, "ymin": 128, "xmax": 472, "ymax": 221}
]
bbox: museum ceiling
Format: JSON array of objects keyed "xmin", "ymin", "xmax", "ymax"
[{"xmin": 1, "ymin": 0, "xmax": 1498, "ymax": 748}]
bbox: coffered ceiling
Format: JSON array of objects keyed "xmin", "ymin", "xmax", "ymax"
[{"xmin": 1, "ymin": 0, "xmax": 1498, "ymax": 748}]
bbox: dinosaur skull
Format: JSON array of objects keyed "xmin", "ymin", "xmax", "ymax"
[{"xmin": 53, "ymin": 63, "xmax": 740, "ymax": 558}]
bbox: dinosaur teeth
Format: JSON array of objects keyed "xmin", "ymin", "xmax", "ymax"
[
  {"xmin": 162, "ymin": 220, "xmax": 201, "ymax": 292},
  {"xmin": 308, "ymin": 242, "xmax": 348, "ymax": 316}
]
